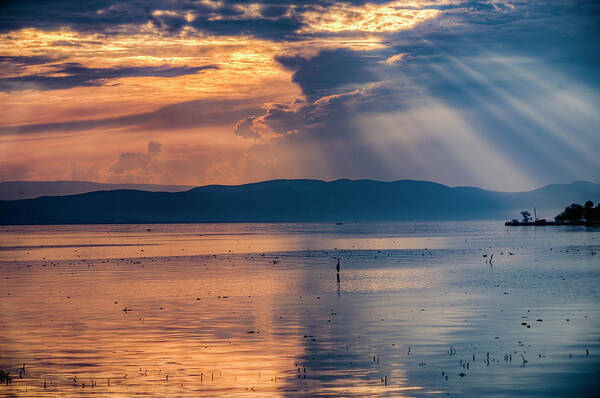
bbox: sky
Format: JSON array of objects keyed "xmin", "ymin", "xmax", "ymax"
[{"xmin": 0, "ymin": 0, "xmax": 598, "ymax": 191}]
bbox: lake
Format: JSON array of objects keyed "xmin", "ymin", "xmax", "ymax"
[{"xmin": 0, "ymin": 221, "xmax": 598, "ymax": 396}]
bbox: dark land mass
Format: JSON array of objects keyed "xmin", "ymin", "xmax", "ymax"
[
  {"xmin": 0, "ymin": 180, "xmax": 193, "ymax": 201},
  {"xmin": 505, "ymin": 220, "xmax": 600, "ymax": 226},
  {"xmin": 0, "ymin": 179, "xmax": 599, "ymax": 225}
]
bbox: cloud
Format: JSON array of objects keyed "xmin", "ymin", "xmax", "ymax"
[
  {"xmin": 234, "ymin": 88, "xmax": 599, "ymax": 191},
  {"xmin": 233, "ymin": 117, "xmax": 262, "ymax": 139},
  {"xmin": 299, "ymin": 1, "xmax": 443, "ymax": 33},
  {"xmin": 0, "ymin": 0, "xmax": 461, "ymax": 40},
  {"xmin": 0, "ymin": 62, "xmax": 219, "ymax": 92},
  {"xmin": 1, "ymin": 1, "xmax": 598, "ymax": 47},
  {"xmin": 235, "ymin": 81, "xmax": 421, "ymax": 141},
  {"xmin": 384, "ymin": 53, "xmax": 406, "ymax": 64},
  {"xmin": 233, "ymin": 49, "xmax": 600, "ymax": 190},
  {"xmin": 148, "ymin": 140, "xmax": 162, "ymax": 153},
  {"xmin": 2, "ymin": 0, "xmax": 600, "ymax": 191},
  {"xmin": 276, "ymin": 48, "xmax": 383, "ymax": 101},
  {"xmin": 103, "ymin": 138, "xmax": 245, "ymax": 185},
  {"xmin": 109, "ymin": 140, "xmax": 162, "ymax": 174},
  {"xmin": 0, "ymin": 55, "xmax": 61, "ymax": 66},
  {"xmin": 109, "ymin": 152, "xmax": 153, "ymax": 174},
  {"xmin": 0, "ymin": 0, "xmax": 307, "ymax": 40},
  {"xmin": 0, "ymin": 98, "xmax": 262, "ymax": 136},
  {"xmin": 0, "ymin": 55, "xmax": 64, "ymax": 75}
]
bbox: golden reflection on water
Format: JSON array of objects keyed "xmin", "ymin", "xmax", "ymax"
[
  {"xmin": 0, "ymin": 251, "xmax": 432, "ymax": 397},
  {"xmin": 0, "ymin": 224, "xmax": 450, "ymax": 262}
]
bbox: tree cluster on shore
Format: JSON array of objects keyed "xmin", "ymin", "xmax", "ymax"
[{"xmin": 555, "ymin": 201, "xmax": 600, "ymax": 223}]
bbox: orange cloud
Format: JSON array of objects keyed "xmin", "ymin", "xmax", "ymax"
[
  {"xmin": 384, "ymin": 52, "xmax": 407, "ymax": 64},
  {"xmin": 300, "ymin": 1, "xmax": 446, "ymax": 33}
]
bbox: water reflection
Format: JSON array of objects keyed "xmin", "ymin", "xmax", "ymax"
[
  {"xmin": 0, "ymin": 224, "xmax": 454, "ymax": 262},
  {"xmin": 0, "ymin": 222, "xmax": 599, "ymax": 396}
]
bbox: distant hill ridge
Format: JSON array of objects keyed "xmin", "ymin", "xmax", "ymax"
[
  {"xmin": 0, "ymin": 180, "xmax": 193, "ymax": 201},
  {"xmin": 0, "ymin": 179, "xmax": 598, "ymax": 224}
]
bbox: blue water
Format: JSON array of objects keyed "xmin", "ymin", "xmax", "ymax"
[{"xmin": 0, "ymin": 221, "xmax": 598, "ymax": 396}]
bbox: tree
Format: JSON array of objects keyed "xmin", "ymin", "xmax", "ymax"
[
  {"xmin": 555, "ymin": 203, "xmax": 585, "ymax": 222},
  {"xmin": 584, "ymin": 201, "xmax": 595, "ymax": 222}
]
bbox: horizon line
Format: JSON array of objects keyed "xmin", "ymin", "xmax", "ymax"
[{"xmin": 1, "ymin": 178, "xmax": 598, "ymax": 195}]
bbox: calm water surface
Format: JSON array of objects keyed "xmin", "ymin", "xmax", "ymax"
[{"xmin": 0, "ymin": 221, "xmax": 598, "ymax": 396}]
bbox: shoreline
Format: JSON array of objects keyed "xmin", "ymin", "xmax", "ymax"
[{"xmin": 505, "ymin": 220, "xmax": 600, "ymax": 226}]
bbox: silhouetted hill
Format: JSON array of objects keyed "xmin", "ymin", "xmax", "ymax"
[
  {"xmin": 0, "ymin": 179, "xmax": 598, "ymax": 224},
  {"xmin": 0, "ymin": 180, "xmax": 193, "ymax": 200}
]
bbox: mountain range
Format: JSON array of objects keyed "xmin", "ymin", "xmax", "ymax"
[
  {"xmin": 1, "ymin": 179, "xmax": 598, "ymax": 225},
  {"xmin": 0, "ymin": 180, "xmax": 192, "ymax": 201}
]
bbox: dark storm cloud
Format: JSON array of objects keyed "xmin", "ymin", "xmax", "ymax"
[
  {"xmin": 275, "ymin": 45, "xmax": 517, "ymax": 110},
  {"xmin": 0, "ymin": 0, "xmax": 153, "ymax": 33},
  {"xmin": 0, "ymin": 62, "xmax": 218, "ymax": 92},
  {"xmin": 0, "ymin": 0, "xmax": 415, "ymax": 40},
  {"xmin": 0, "ymin": 0, "xmax": 306, "ymax": 39},
  {"xmin": 253, "ymin": 0, "xmax": 600, "ymax": 118},
  {"xmin": 2, "ymin": 0, "xmax": 599, "ymax": 45},
  {"xmin": 276, "ymin": 49, "xmax": 383, "ymax": 101}
]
